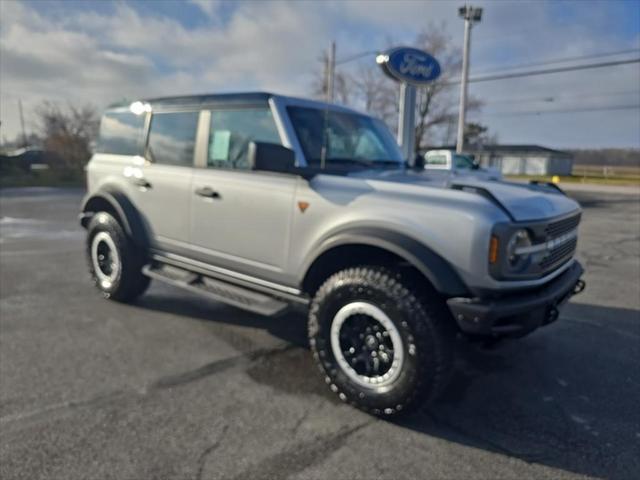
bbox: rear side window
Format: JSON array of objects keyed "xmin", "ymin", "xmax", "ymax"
[
  {"xmin": 147, "ymin": 111, "xmax": 199, "ymax": 166},
  {"xmin": 207, "ymin": 108, "xmax": 281, "ymax": 170},
  {"xmin": 95, "ymin": 111, "xmax": 145, "ymax": 156}
]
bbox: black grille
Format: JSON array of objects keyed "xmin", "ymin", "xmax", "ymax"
[
  {"xmin": 545, "ymin": 213, "xmax": 581, "ymax": 239},
  {"xmin": 539, "ymin": 237, "xmax": 578, "ymax": 270},
  {"xmin": 536, "ymin": 213, "xmax": 581, "ymax": 272}
]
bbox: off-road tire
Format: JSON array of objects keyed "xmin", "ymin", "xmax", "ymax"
[
  {"xmin": 86, "ymin": 211, "xmax": 150, "ymax": 302},
  {"xmin": 308, "ymin": 266, "xmax": 454, "ymax": 416}
]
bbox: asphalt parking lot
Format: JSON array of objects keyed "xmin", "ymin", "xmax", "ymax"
[{"xmin": 1, "ymin": 187, "xmax": 639, "ymax": 480}]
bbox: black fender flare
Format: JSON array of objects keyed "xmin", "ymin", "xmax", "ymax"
[
  {"xmin": 300, "ymin": 226, "xmax": 469, "ymax": 297},
  {"xmin": 79, "ymin": 189, "xmax": 150, "ymax": 248}
]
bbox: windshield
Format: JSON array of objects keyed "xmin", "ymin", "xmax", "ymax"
[
  {"xmin": 287, "ymin": 106, "xmax": 403, "ymax": 168},
  {"xmin": 454, "ymin": 154, "xmax": 475, "ymax": 169}
]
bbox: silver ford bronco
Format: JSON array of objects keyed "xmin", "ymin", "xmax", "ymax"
[{"xmin": 80, "ymin": 92, "xmax": 585, "ymax": 415}]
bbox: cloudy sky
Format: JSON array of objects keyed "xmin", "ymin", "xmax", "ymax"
[{"xmin": 1, "ymin": 0, "xmax": 639, "ymax": 148}]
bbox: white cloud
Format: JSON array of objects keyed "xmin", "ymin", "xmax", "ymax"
[
  {"xmin": 188, "ymin": 0, "xmax": 221, "ymax": 17},
  {"xmin": 0, "ymin": 0, "xmax": 638, "ymax": 148}
]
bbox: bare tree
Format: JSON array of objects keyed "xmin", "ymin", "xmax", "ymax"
[
  {"xmin": 311, "ymin": 50, "xmax": 352, "ymax": 105},
  {"xmin": 310, "ymin": 25, "xmax": 486, "ymax": 154},
  {"xmin": 465, "ymin": 122, "xmax": 498, "ymax": 149},
  {"xmin": 35, "ymin": 102, "xmax": 100, "ymax": 169},
  {"xmin": 351, "ymin": 64, "xmax": 398, "ymax": 128}
]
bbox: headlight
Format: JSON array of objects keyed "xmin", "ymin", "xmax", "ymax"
[{"xmin": 506, "ymin": 229, "xmax": 532, "ymax": 270}]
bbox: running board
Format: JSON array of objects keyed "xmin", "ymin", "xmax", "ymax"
[{"xmin": 142, "ymin": 264, "xmax": 289, "ymax": 316}]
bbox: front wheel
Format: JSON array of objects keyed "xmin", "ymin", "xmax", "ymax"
[
  {"xmin": 308, "ymin": 266, "xmax": 454, "ymax": 416},
  {"xmin": 86, "ymin": 212, "xmax": 150, "ymax": 302}
]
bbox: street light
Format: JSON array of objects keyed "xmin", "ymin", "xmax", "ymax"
[
  {"xmin": 375, "ymin": 54, "xmax": 389, "ymax": 65},
  {"xmin": 456, "ymin": 5, "xmax": 483, "ymax": 153},
  {"xmin": 459, "ymin": 5, "xmax": 483, "ymax": 21}
]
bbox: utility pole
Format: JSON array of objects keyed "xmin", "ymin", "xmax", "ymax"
[
  {"xmin": 456, "ymin": 5, "xmax": 482, "ymax": 154},
  {"xmin": 325, "ymin": 46, "xmax": 378, "ymax": 104},
  {"xmin": 327, "ymin": 41, "xmax": 336, "ymax": 103},
  {"xmin": 18, "ymin": 99, "xmax": 27, "ymax": 148}
]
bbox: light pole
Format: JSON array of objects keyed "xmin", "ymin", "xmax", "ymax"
[
  {"xmin": 456, "ymin": 5, "xmax": 482, "ymax": 154},
  {"xmin": 18, "ymin": 99, "xmax": 27, "ymax": 148}
]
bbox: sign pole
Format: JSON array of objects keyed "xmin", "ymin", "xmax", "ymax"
[
  {"xmin": 398, "ymin": 83, "xmax": 416, "ymax": 164},
  {"xmin": 377, "ymin": 46, "xmax": 440, "ymax": 165}
]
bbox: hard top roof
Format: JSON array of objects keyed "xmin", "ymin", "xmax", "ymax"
[{"xmin": 106, "ymin": 91, "xmax": 365, "ymax": 115}]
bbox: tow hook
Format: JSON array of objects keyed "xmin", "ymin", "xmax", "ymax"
[
  {"xmin": 543, "ymin": 305, "xmax": 560, "ymax": 326},
  {"xmin": 573, "ymin": 279, "xmax": 586, "ymax": 295}
]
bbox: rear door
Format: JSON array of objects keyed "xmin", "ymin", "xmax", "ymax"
[
  {"xmin": 189, "ymin": 106, "xmax": 297, "ymax": 283},
  {"xmin": 127, "ymin": 110, "xmax": 199, "ymax": 250}
]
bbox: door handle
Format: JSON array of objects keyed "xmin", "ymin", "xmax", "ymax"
[
  {"xmin": 195, "ymin": 186, "xmax": 221, "ymax": 199},
  {"xmin": 131, "ymin": 177, "xmax": 152, "ymax": 189}
]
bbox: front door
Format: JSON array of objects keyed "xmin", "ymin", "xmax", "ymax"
[{"xmin": 189, "ymin": 106, "xmax": 297, "ymax": 282}]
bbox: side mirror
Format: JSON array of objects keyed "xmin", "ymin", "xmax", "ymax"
[
  {"xmin": 247, "ymin": 142, "xmax": 295, "ymax": 174},
  {"xmin": 413, "ymin": 153, "xmax": 425, "ymax": 169}
]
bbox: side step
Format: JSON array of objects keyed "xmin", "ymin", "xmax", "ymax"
[{"xmin": 142, "ymin": 264, "xmax": 289, "ymax": 316}]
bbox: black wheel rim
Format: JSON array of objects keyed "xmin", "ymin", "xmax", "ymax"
[
  {"xmin": 96, "ymin": 240, "xmax": 114, "ymax": 276},
  {"xmin": 330, "ymin": 302, "xmax": 404, "ymax": 388},
  {"xmin": 339, "ymin": 314, "xmax": 395, "ymax": 377}
]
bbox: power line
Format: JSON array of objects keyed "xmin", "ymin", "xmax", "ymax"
[
  {"xmin": 335, "ymin": 50, "xmax": 378, "ymax": 65},
  {"xmin": 481, "ymin": 104, "xmax": 640, "ymax": 116},
  {"xmin": 445, "ymin": 57, "xmax": 640, "ymax": 85},
  {"xmin": 472, "ymin": 48, "xmax": 640, "ymax": 75},
  {"xmin": 484, "ymin": 89, "xmax": 640, "ymax": 105}
]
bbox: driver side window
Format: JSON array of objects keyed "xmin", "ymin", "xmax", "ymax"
[{"xmin": 207, "ymin": 108, "xmax": 281, "ymax": 170}]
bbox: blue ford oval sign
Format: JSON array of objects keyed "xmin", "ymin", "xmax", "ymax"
[{"xmin": 378, "ymin": 47, "xmax": 441, "ymax": 85}]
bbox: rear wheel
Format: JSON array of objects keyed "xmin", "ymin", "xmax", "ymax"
[
  {"xmin": 308, "ymin": 266, "xmax": 454, "ymax": 416},
  {"xmin": 86, "ymin": 212, "xmax": 150, "ymax": 302}
]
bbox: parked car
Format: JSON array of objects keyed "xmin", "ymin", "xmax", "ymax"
[
  {"xmin": 421, "ymin": 149, "xmax": 502, "ymax": 180},
  {"xmin": 80, "ymin": 92, "xmax": 585, "ymax": 415}
]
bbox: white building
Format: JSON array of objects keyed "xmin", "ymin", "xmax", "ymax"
[
  {"xmin": 433, "ymin": 145, "xmax": 574, "ymax": 176},
  {"xmin": 475, "ymin": 145, "xmax": 574, "ymax": 176}
]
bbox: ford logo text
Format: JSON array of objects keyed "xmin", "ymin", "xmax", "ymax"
[{"xmin": 378, "ymin": 47, "xmax": 441, "ymax": 85}]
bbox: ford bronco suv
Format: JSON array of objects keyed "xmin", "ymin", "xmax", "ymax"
[{"xmin": 80, "ymin": 92, "xmax": 585, "ymax": 415}]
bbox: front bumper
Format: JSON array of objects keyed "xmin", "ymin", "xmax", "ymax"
[{"xmin": 447, "ymin": 261, "xmax": 585, "ymax": 337}]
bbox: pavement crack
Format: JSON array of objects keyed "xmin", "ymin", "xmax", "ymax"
[
  {"xmin": 0, "ymin": 390, "xmax": 130, "ymax": 427},
  {"xmin": 196, "ymin": 424, "xmax": 229, "ymax": 480},
  {"xmin": 150, "ymin": 344, "xmax": 295, "ymax": 391},
  {"xmin": 1, "ymin": 345, "xmax": 296, "ymax": 428},
  {"xmin": 228, "ymin": 420, "xmax": 373, "ymax": 480},
  {"xmin": 290, "ymin": 402, "xmax": 315, "ymax": 435}
]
